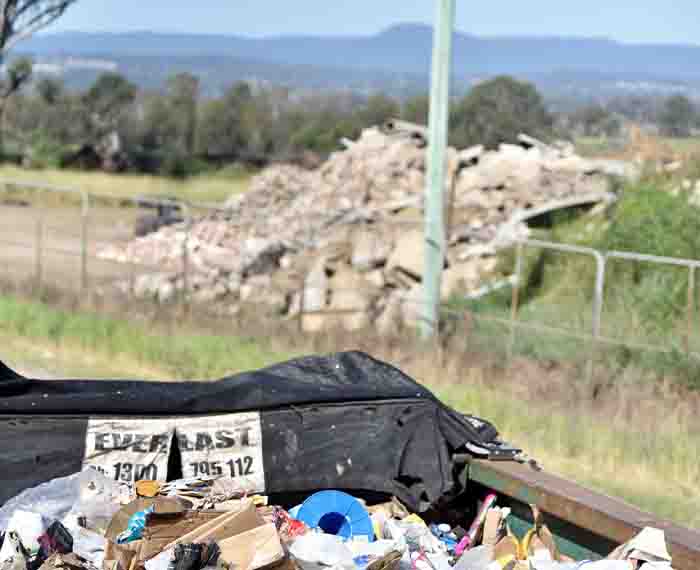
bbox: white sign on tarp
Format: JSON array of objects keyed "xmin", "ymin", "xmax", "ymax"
[
  {"xmin": 175, "ymin": 413, "xmax": 265, "ymax": 492},
  {"xmin": 82, "ymin": 418, "xmax": 175, "ymax": 483}
]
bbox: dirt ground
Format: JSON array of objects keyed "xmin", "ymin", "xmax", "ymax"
[{"xmin": 0, "ymin": 203, "xmax": 147, "ymax": 293}]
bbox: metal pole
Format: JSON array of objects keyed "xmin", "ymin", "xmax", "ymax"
[
  {"xmin": 421, "ymin": 0, "xmax": 455, "ymax": 339},
  {"xmin": 686, "ymin": 267, "xmax": 695, "ymax": 355},
  {"xmin": 35, "ymin": 207, "xmax": 44, "ymax": 294},
  {"xmin": 80, "ymin": 192, "xmax": 89, "ymax": 297},
  {"xmin": 298, "ymin": 274, "xmax": 306, "ymax": 334},
  {"xmin": 587, "ymin": 253, "xmax": 606, "ymax": 383},
  {"xmin": 181, "ymin": 203, "xmax": 192, "ymax": 318},
  {"xmin": 508, "ymin": 243, "xmax": 524, "ymax": 360},
  {"xmin": 182, "ymin": 232, "xmax": 190, "ymax": 317}
]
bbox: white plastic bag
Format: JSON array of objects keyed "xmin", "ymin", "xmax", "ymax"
[
  {"xmin": 453, "ymin": 545, "xmax": 494, "ymax": 570},
  {"xmin": 530, "ymin": 562, "xmax": 633, "ymax": 570},
  {"xmin": 65, "ymin": 469, "xmax": 126, "ymax": 532},
  {"xmin": 63, "ymin": 519, "xmax": 107, "ymax": 569},
  {"xmin": 384, "ymin": 520, "xmax": 444, "ymax": 554},
  {"xmin": 0, "ymin": 510, "xmax": 46, "ymax": 560},
  {"xmin": 0, "ymin": 473, "xmax": 80, "ymax": 533},
  {"xmin": 289, "ymin": 533, "xmax": 356, "ymax": 570},
  {"xmin": 0, "ymin": 469, "xmax": 125, "ymax": 534}
]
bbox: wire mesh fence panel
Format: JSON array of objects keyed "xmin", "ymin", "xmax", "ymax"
[
  {"xmin": 0, "ymin": 192, "xmax": 46, "ymax": 290},
  {"xmin": 0, "ymin": 237, "xmax": 39, "ymax": 287},
  {"xmin": 598, "ymin": 255, "xmax": 700, "ymax": 377},
  {"xmin": 4, "ymin": 178, "xmax": 700, "ymax": 386},
  {"xmin": 514, "ymin": 245, "xmax": 600, "ymax": 366},
  {"xmin": 39, "ymin": 242, "xmax": 85, "ymax": 294}
]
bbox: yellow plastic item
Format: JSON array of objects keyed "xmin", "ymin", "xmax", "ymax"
[
  {"xmin": 403, "ymin": 514, "xmax": 427, "ymax": 526},
  {"xmin": 495, "ymin": 554, "xmax": 515, "ymax": 568},
  {"xmin": 518, "ymin": 527, "xmax": 537, "ymax": 560},
  {"xmin": 135, "ymin": 480, "xmax": 161, "ymax": 498}
]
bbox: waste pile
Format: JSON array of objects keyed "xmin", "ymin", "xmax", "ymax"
[
  {"xmin": 0, "ymin": 468, "xmax": 676, "ymax": 570},
  {"xmin": 98, "ymin": 125, "xmax": 633, "ymax": 332}
]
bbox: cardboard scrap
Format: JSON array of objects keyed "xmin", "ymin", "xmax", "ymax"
[
  {"xmin": 158, "ymin": 500, "xmax": 260, "ymax": 554},
  {"xmin": 219, "ymin": 523, "xmax": 285, "ymax": 570},
  {"xmin": 139, "ymin": 511, "xmax": 224, "ymax": 561},
  {"xmin": 607, "ymin": 527, "xmax": 673, "ymax": 565},
  {"xmin": 105, "ymin": 498, "xmax": 187, "ymax": 543},
  {"xmin": 366, "ymin": 551, "xmax": 402, "ymax": 570},
  {"xmin": 482, "ymin": 507, "xmax": 510, "ymax": 547}
]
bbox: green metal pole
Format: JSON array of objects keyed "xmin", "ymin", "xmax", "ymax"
[{"xmin": 421, "ymin": 0, "xmax": 455, "ymax": 339}]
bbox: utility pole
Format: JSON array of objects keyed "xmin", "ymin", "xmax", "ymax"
[{"xmin": 421, "ymin": 0, "xmax": 455, "ymax": 339}]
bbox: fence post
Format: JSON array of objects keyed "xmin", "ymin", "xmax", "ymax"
[
  {"xmin": 587, "ymin": 253, "xmax": 607, "ymax": 383},
  {"xmin": 686, "ymin": 266, "xmax": 695, "ymax": 355},
  {"xmin": 128, "ymin": 261, "xmax": 136, "ymax": 300},
  {"xmin": 182, "ymin": 231, "xmax": 190, "ymax": 317},
  {"xmin": 298, "ymin": 274, "xmax": 306, "ymax": 334},
  {"xmin": 507, "ymin": 243, "xmax": 524, "ymax": 361},
  {"xmin": 180, "ymin": 202, "xmax": 192, "ymax": 318},
  {"xmin": 80, "ymin": 192, "xmax": 89, "ymax": 298},
  {"xmin": 35, "ymin": 209, "xmax": 43, "ymax": 294}
]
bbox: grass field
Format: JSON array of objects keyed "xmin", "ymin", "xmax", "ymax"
[
  {"xmin": 575, "ymin": 135, "xmax": 700, "ymax": 159},
  {"xmin": 1, "ymin": 293, "xmax": 697, "ymax": 530},
  {"xmin": 0, "ymin": 165, "xmax": 253, "ymax": 205}
]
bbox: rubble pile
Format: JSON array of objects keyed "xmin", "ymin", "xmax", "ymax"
[
  {"xmin": 0, "ymin": 469, "xmax": 676, "ymax": 570},
  {"xmin": 98, "ymin": 126, "xmax": 631, "ymax": 331}
]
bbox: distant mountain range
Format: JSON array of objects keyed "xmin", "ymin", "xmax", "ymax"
[
  {"xmin": 22, "ymin": 25, "xmax": 700, "ymax": 76},
  {"xmin": 13, "ymin": 25, "xmax": 700, "ymax": 100}
]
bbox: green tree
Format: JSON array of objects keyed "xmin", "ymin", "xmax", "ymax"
[
  {"xmin": 83, "ymin": 72, "xmax": 137, "ymax": 138},
  {"xmin": 0, "ymin": 1, "xmax": 78, "ymax": 156},
  {"xmin": 197, "ymin": 83, "xmax": 250, "ymax": 157},
  {"xmin": 357, "ymin": 94, "xmax": 400, "ymax": 127},
  {"xmin": 167, "ymin": 72, "xmax": 199, "ymax": 156},
  {"xmin": 0, "ymin": 57, "xmax": 32, "ymax": 151},
  {"xmin": 35, "ymin": 76, "xmax": 63, "ymax": 105},
  {"xmin": 450, "ymin": 76, "xmax": 553, "ymax": 149},
  {"xmin": 659, "ymin": 94, "xmax": 696, "ymax": 138},
  {"xmin": 140, "ymin": 95, "xmax": 179, "ymax": 151},
  {"xmin": 571, "ymin": 104, "xmax": 621, "ymax": 138},
  {"xmin": 402, "ymin": 94, "xmax": 429, "ymax": 125}
]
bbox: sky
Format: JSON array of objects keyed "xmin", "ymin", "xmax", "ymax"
[{"xmin": 49, "ymin": 0, "xmax": 700, "ymax": 46}]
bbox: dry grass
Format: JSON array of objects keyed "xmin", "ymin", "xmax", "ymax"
[
  {"xmin": 575, "ymin": 133, "xmax": 700, "ymax": 161},
  {"xmin": 0, "ymin": 332, "xmax": 170, "ymax": 380},
  {"xmin": 0, "ymin": 165, "xmax": 252, "ymax": 205}
]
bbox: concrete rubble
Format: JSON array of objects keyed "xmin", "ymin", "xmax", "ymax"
[{"xmin": 98, "ymin": 124, "xmax": 630, "ymax": 332}]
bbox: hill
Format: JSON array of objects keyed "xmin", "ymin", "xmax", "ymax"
[
  {"xmin": 22, "ymin": 25, "xmax": 700, "ymax": 77},
  {"xmin": 11, "ymin": 25, "xmax": 700, "ymax": 99}
]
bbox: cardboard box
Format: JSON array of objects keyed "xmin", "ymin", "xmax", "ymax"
[
  {"xmin": 103, "ymin": 540, "xmax": 142, "ymax": 570},
  {"xmin": 139, "ymin": 511, "xmax": 224, "ymax": 561},
  {"xmin": 218, "ymin": 523, "xmax": 285, "ymax": 570},
  {"xmin": 482, "ymin": 509, "xmax": 504, "ymax": 547},
  {"xmin": 105, "ymin": 498, "xmax": 187, "ymax": 542},
  {"xmin": 158, "ymin": 500, "xmax": 260, "ymax": 554}
]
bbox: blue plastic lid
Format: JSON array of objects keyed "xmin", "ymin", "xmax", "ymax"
[{"xmin": 296, "ymin": 490, "xmax": 374, "ymax": 542}]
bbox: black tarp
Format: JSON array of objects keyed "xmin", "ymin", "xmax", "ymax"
[{"xmin": 1, "ymin": 351, "xmax": 501, "ymax": 511}]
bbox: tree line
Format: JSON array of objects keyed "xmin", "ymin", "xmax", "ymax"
[{"xmin": 1, "ymin": 69, "xmax": 698, "ymax": 177}]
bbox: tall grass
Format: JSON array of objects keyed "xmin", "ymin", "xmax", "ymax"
[{"xmin": 0, "ymin": 295, "xmax": 293, "ymax": 379}]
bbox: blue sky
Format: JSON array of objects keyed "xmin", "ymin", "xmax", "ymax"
[{"xmin": 50, "ymin": 0, "xmax": 700, "ymax": 45}]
